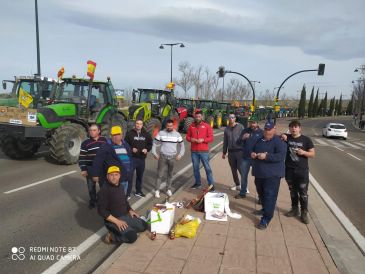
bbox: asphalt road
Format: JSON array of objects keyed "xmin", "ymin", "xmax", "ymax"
[
  {"xmin": 0, "ymin": 128, "xmax": 224, "ymax": 274},
  {"xmin": 277, "ymin": 116, "xmax": 365, "ymax": 236}
]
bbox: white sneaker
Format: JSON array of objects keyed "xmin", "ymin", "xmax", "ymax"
[
  {"xmin": 237, "ymin": 185, "xmax": 241, "ymax": 190},
  {"xmin": 246, "ymin": 189, "xmax": 250, "ymax": 194},
  {"xmin": 166, "ymin": 190, "xmax": 172, "ymax": 197},
  {"xmin": 230, "ymin": 186, "xmax": 237, "ymax": 191},
  {"xmin": 155, "ymin": 190, "xmax": 160, "ymax": 198}
]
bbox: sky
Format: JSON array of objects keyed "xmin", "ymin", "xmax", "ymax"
[{"xmin": 0, "ymin": 0, "xmax": 364, "ymax": 100}]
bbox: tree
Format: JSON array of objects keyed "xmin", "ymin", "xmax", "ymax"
[
  {"xmin": 313, "ymin": 88, "xmax": 319, "ymax": 117},
  {"xmin": 323, "ymin": 92, "xmax": 328, "ymax": 116},
  {"xmin": 337, "ymin": 94, "xmax": 343, "ymax": 115},
  {"xmin": 334, "ymin": 99, "xmax": 339, "ymax": 116},
  {"xmin": 174, "ymin": 61, "xmax": 194, "ymax": 97},
  {"xmin": 298, "ymin": 85, "xmax": 306, "ymax": 119},
  {"xmin": 328, "ymin": 97, "xmax": 335, "ymax": 116},
  {"xmin": 346, "ymin": 95, "xmax": 353, "ymax": 115},
  {"xmin": 308, "ymin": 87, "xmax": 314, "ymax": 117},
  {"xmin": 258, "ymin": 89, "xmax": 275, "ymax": 107}
]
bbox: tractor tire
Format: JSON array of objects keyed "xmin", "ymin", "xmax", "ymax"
[
  {"xmin": 49, "ymin": 123, "xmax": 87, "ymax": 165},
  {"xmin": 215, "ymin": 115, "xmax": 222, "ymax": 129},
  {"xmin": 145, "ymin": 118, "xmax": 162, "ymax": 138},
  {"xmin": 1, "ymin": 135, "xmax": 40, "ymax": 159},
  {"xmin": 183, "ymin": 117, "xmax": 194, "ymax": 133},
  {"xmin": 206, "ymin": 116, "xmax": 215, "ymax": 129},
  {"xmin": 167, "ymin": 111, "xmax": 180, "ymax": 131},
  {"xmin": 222, "ymin": 115, "xmax": 229, "ymax": 127},
  {"xmin": 101, "ymin": 113, "xmax": 127, "ymax": 138}
]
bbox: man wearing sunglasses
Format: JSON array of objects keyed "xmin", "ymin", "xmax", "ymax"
[{"xmin": 222, "ymin": 114, "xmax": 244, "ymax": 192}]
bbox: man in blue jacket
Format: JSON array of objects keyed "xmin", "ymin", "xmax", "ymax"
[
  {"xmin": 251, "ymin": 121, "xmax": 287, "ymax": 229},
  {"xmin": 92, "ymin": 126, "xmax": 133, "ymax": 195}
]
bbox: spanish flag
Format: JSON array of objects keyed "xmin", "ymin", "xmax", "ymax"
[
  {"xmin": 87, "ymin": 60, "xmax": 97, "ymax": 80},
  {"xmin": 57, "ymin": 66, "xmax": 65, "ymax": 80},
  {"xmin": 19, "ymin": 87, "xmax": 33, "ymax": 108}
]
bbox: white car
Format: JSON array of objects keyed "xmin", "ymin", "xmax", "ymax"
[{"xmin": 322, "ymin": 123, "xmax": 348, "ymax": 139}]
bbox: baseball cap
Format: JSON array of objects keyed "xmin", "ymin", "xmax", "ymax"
[
  {"xmin": 111, "ymin": 126, "xmax": 122, "ymax": 135},
  {"xmin": 264, "ymin": 121, "xmax": 275, "ymax": 130},
  {"xmin": 107, "ymin": 166, "xmax": 120, "ymax": 174}
]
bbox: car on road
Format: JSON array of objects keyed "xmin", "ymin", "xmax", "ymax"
[{"xmin": 322, "ymin": 123, "xmax": 348, "ymax": 139}]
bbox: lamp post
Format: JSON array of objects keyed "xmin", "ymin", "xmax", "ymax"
[
  {"xmin": 159, "ymin": 43, "xmax": 185, "ymax": 83},
  {"xmin": 35, "ymin": 0, "xmax": 41, "ymax": 76}
]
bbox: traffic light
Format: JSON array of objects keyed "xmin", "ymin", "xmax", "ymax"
[
  {"xmin": 250, "ymin": 105, "xmax": 255, "ymax": 112},
  {"xmin": 166, "ymin": 82, "xmax": 175, "ymax": 90},
  {"xmin": 318, "ymin": 63, "xmax": 325, "ymax": 76},
  {"xmin": 218, "ymin": 66, "xmax": 225, "ymax": 78}
]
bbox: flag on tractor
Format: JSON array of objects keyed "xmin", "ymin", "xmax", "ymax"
[
  {"xmin": 19, "ymin": 87, "xmax": 33, "ymax": 108},
  {"xmin": 87, "ymin": 60, "xmax": 97, "ymax": 80},
  {"xmin": 166, "ymin": 82, "xmax": 175, "ymax": 90},
  {"xmin": 57, "ymin": 66, "xmax": 65, "ymax": 80}
]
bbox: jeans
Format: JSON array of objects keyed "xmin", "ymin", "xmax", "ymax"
[
  {"xmin": 191, "ymin": 152, "xmax": 214, "ymax": 186},
  {"xmin": 285, "ymin": 168, "xmax": 309, "ymax": 210},
  {"xmin": 120, "ymin": 181, "xmax": 128, "ymax": 195},
  {"xmin": 86, "ymin": 166, "xmax": 103, "ymax": 205},
  {"xmin": 155, "ymin": 155, "xmax": 175, "ymax": 191},
  {"xmin": 227, "ymin": 151, "xmax": 244, "ymax": 186},
  {"xmin": 254, "ymin": 177, "xmax": 281, "ymax": 222},
  {"xmin": 239, "ymin": 158, "xmax": 252, "ymax": 196},
  {"xmin": 104, "ymin": 215, "xmax": 147, "ymax": 244},
  {"xmin": 128, "ymin": 157, "xmax": 145, "ymax": 195}
]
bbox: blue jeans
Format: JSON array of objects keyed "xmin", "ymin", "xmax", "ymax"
[
  {"xmin": 128, "ymin": 157, "xmax": 145, "ymax": 195},
  {"xmin": 120, "ymin": 181, "xmax": 128, "ymax": 195},
  {"xmin": 86, "ymin": 176, "xmax": 97, "ymax": 205},
  {"xmin": 254, "ymin": 177, "xmax": 281, "ymax": 222},
  {"xmin": 239, "ymin": 158, "xmax": 251, "ymax": 196},
  {"xmin": 191, "ymin": 152, "xmax": 214, "ymax": 186}
]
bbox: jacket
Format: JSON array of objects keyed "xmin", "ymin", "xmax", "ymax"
[
  {"xmin": 223, "ymin": 123, "xmax": 244, "ymax": 154},
  {"xmin": 251, "ymin": 135, "xmax": 287, "ymax": 178},
  {"xmin": 124, "ymin": 128, "xmax": 153, "ymax": 159},
  {"xmin": 152, "ymin": 129, "xmax": 185, "ymax": 157},
  {"xmin": 186, "ymin": 121, "xmax": 214, "ymax": 152},
  {"xmin": 237, "ymin": 127, "xmax": 264, "ymax": 159}
]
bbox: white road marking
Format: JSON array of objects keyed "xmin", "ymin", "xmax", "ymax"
[
  {"xmin": 339, "ymin": 141, "xmax": 362, "ymax": 149},
  {"xmin": 213, "ymin": 132, "xmax": 224, "ymax": 137},
  {"xmin": 4, "ymin": 171, "xmax": 77, "ymax": 194},
  {"xmin": 326, "ymin": 139, "xmax": 344, "ymax": 147},
  {"xmin": 314, "ymin": 138, "xmax": 328, "ymax": 146},
  {"xmin": 356, "ymin": 142, "xmax": 365, "ymax": 148},
  {"xmin": 309, "ymin": 173, "xmax": 365, "ymax": 254},
  {"xmin": 41, "ymin": 141, "xmax": 224, "ymax": 274},
  {"xmin": 346, "ymin": 153, "xmax": 362, "ymax": 161},
  {"xmin": 334, "ymin": 147, "xmax": 344, "ymax": 152}
]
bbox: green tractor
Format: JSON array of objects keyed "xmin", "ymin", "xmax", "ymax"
[
  {"xmin": 128, "ymin": 88, "xmax": 180, "ymax": 137},
  {"xmin": 176, "ymin": 98, "xmax": 196, "ymax": 132},
  {"xmin": 1, "ymin": 76, "xmax": 127, "ymax": 164},
  {"xmin": 218, "ymin": 102, "xmax": 232, "ymax": 127},
  {"xmin": 196, "ymin": 99, "xmax": 222, "ymax": 129}
]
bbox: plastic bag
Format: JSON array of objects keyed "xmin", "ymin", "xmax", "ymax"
[{"xmin": 175, "ymin": 218, "xmax": 200, "ymax": 238}]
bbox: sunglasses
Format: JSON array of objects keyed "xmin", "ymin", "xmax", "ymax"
[{"xmin": 229, "ymin": 116, "xmax": 236, "ymax": 119}]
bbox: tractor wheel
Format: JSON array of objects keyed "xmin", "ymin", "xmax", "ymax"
[
  {"xmin": 101, "ymin": 114, "xmax": 127, "ymax": 138},
  {"xmin": 183, "ymin": 117, "xmax": 194, "ymax": 133},
  {"xmin": 222, "ymin": 115, "xmax": 229, "ymax": 126},
  {"xmin": 1, "ymin": 135, "xmax": 40, "ymax": 159},
  {"xmin": 49, "ymin": 123, "xmax": 87, "ymax": 165},
  {"xmin": 168, "ymin": 111, "xmax": 180, "ymax": 131},
  {"xmin": 206, "ymin": 116, "xmax": 215, "ymax": 129},
  {"xmin": 145, "ymin": 118, "xmax": 162, "ymax": 138},
  {"xmin": 215, "ymin": 115, "xmax": 222, "ymax": 129}
]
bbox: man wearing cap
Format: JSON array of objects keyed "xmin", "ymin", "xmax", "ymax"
[
  {"xmin": 251, "ymin": 121, "xmax": 287, "ymax": 229},
  {"xmin": 222, "ymin": 114, "xmax": 244, "ymax": 191},
  {"xmin": 98, "ymin": 166, "xmax": 147, "ymax": 244},
  {"xmin": 186, "ymin": 111, "xmax": 215, "ymax": 191},
  {"xmin": 125, "ymin": 119, "xmax": 153, "ymax": 199},
  {"xmin": 92, "ymin": 126, "xmax": 133, "ymax": 195},
  {"xmin": 235, "ymin": 116, "xmax": 263, "ymax": 199},
  {"xmin": 79, "ymin": 124, "xmax": 107, "ymax": 209}
]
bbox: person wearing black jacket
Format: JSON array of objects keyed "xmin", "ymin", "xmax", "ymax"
[
  {"xmin": 98, "ymin": 166, "xmax": 147, "ymax": 244},
  {"xmin": 124, "ymin": 119, "xmax": 153, "ymax": 198}
]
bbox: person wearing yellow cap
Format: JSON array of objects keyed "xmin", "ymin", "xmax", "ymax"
[
  {"xmin": 91, "ymin": 125, "xmax": 133, "ymax": 197},
  {"xmin": 97, "ymin": 165, "xmax": 147, "ymax": 244}
]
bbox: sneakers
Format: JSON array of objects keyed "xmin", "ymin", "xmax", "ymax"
[
  {"xmin": 154, "ymin": 190, "xmax": 160, "ymax": 198},
  {"xmin": 256, "ymin": 218, "xmax": 268, "ymax": 230},
  {"xmin": 126, "ymin": 195, "xmax": 131, "ymax": 201},
  {"xmin": 88, "ymin": 203, "xmax": 96, "ymax": 209},
  {"xmin": 301, "ymin": 210, "xmax": 310, "ymax": 224},
  {"xmin": 209, "ymin": 185, "xmax": 216, "ymax": 192},
  {"xmin": 285, "ymin": 207, "xmax": 299, "ymax": 217},
  {"xmin": 104, "ymin": 232, "xmax": 113, "ymax": 244},
  {"xmin": 230, "ymin": 185, "xmax": 237, "ymax": 191},
  {"xmin": 234, "ymin": 193, "xmax": 246, "ymax": 199},
  {"xmin": 134, "ymin": 192, "xmax": 146, "ymax": 198},
  {"xmin": 246, "ymin": 189, "xmax": 250, "ymax": 194},
  {"xmin": 190, "ymin": 183, "xmax": 201, "ymax": 189},
  {"xmin": 252, "ymin": 209, "xmax": 264, "ymax": 216},
  {"xmin": 166, "ymin": 190, "xmax": 172, "ymax": 197}
]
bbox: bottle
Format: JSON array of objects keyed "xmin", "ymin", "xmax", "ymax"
[
  {"xmin": 169, "ymin": 229, "xmax": 175, "ymax": 240},
  {"xmin": 151, "ymin": 231, "xmax": 156, "ymax": 240}
]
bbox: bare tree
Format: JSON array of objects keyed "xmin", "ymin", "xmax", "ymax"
[
  {"xmin": 201, "ymin": 67, "xmax": 219, "ymax": 99},
  {"xmin": 192, "ymin": 65, "xmax": 203, "ymax": 98},
  {"xmin": 224, "ymin": 79, "xmax": 250, "ymax": 101},
  {"xmin": 258, "ymin": 89, "xmax": 275, "ymax": 107},
  {"xmin": 174, "ymin": 61, "xmax": 194, "ymax": 97}
]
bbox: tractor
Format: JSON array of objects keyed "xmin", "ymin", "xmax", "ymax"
[
  {"xmin": 176, "ymin": 98, "xmax": 196, "ymax": 132},
  {"xmin": 128, "ymin": 88, "xmax": 179, "ymax": 137},
  {"xmin": 1, "ymin": 76, "xmax": 127, "ymax": 164},
  {"xmin": 218, "ymin": 102, "xmax": 232, "ymax": 127},
  {"xmin": 196, "ymin": 99, "xmax": 222, "ymax": 129}
]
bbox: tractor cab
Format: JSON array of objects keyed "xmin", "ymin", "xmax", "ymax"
[
  {"xmin": 176, "ymin": 98, "xmax": 196, "ymax": 115},
  {"xmin": 1, "ymin": 76, "xmax": 57, "ymax": 108}
]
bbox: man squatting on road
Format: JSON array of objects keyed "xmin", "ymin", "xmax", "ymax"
[
  {"xmin": 281, "ymin": 120, "xmax": 315, "ymax": 224},
  {"xmin": 152, "ymin": 119, "xmax": 185, "ymax": 198},
  {"xmin": 98, "ymin": 166, "xmax": 147, "ymax": 244}
]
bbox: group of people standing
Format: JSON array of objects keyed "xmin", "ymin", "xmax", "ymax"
[{"xmin": 223, "ymin": 114, "xmax": 315, "ymax": 229}]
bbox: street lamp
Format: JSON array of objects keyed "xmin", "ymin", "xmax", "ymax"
[
  {"xmin": 251, "ymin": 80, "xmax": 260, "ymax": 93},
  {"xmin": 159, "ymin": 43, "xmax": 185, "ymax": 83},
  {"xmin": 35, "ymin": 0, "xmax": 41, "ymax": 76}
]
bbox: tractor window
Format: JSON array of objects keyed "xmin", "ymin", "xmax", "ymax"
[
  {"xmin": 57, "ymin": 83, "xmax": 88, "ymax": 102},
  {"xmin": 18, "ymin": 81, "xmax": 39, "ymax": 98},
  {"xmin": 90, "ymin": 86, "xmax": 105, "ymax": 107}
]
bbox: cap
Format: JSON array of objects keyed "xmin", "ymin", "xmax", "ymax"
[
  {"xmin": 107, "ymin": 166, "xmax": 120, "ymax": 174},
  {"xmin": 264, "ymin": 121, "xmax": 275, "ymax": 130},
  {"xmin": 248, "ymin": 116, "xmax": 258, "ymax": 122},
  {"xmin": 111, "ymin": 126, "xmax": 122, "ymax": 135}
]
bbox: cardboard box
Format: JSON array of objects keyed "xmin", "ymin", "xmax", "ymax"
[{"xmin": 0, "ymin": 106, "xmax": 37, "ymax": 126}]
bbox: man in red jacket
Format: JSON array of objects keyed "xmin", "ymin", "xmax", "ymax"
[{"xmin": 186, "ymin": 111, "xmax": 215, "ymax": 191}]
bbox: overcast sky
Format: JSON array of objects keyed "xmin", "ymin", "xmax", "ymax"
[{"xmin": 0, "ymin": 0, "xmax": 364, "ymax": 99}]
